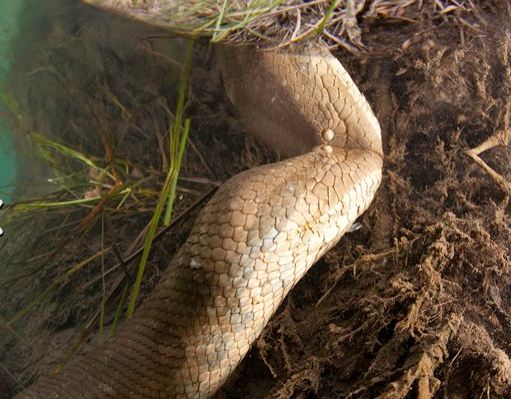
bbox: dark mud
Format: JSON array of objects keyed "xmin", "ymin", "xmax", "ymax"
[
  {"xmin": 217, "ymin": 34, "xmax": 511, "ymax": 399},
  {"xmin": 1, "ymin": 1, "xmax": 511, "ymax": 399}
]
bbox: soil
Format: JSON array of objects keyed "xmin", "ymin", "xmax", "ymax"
[{"xmin": 1, "ymin": 1, "xmax": 511, "ymax": 399}]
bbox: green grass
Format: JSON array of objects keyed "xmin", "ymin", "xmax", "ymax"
[
  {"xmin": 87, "ymin": 0, "xmax": 288, "ymax": 42},
  {"xmin": 5, "ymin": 134, "xmax": 137, "ymax": 237},
  {"xmin": 315, "ymin": 0, "xmax": 341, "ymax": 36},
  {"xmin": 202, "ymin": 0, "xmax": 288, "ymax": 42},
  {"xmin": 7, "ymin": 248, "xmax": 110, "ymax": 325},
  {"xmin": 4, "ymin": 39, "xmax": 195, "ymax": 341},
  {"xmin": 32, "ymin": 132, "xmax": 114, "ymax": 180},
  {"xmin": 126, "ymin": 40, "xmax": 194, "ymax": 318},
  {"xmin": 163, "ymin": 40, "xmax": 194, "ymax": 225}
]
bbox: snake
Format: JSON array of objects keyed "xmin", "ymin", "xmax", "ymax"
[{"xmin": 16, "ymin": 3, "xmax": 383, "ymax": 398}]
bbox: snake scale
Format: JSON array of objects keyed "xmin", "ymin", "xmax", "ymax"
[{"xmin": 17, "ymin": 2, "xmax": 383, "ymax": 398}]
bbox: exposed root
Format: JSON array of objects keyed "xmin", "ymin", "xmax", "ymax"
[
  {"xmin": 377, "ymin": 314, "xmax": 462, "ymax": 399},
  {"xmin": 466, "ymin": 129, "xmax": 511, "ymax": 195}
]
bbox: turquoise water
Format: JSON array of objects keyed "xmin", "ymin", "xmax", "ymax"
[{"xmin": 0, "ymin": 0, "xmax": 24, "ymax": 203}]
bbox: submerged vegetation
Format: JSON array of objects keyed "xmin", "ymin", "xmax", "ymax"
[
  {"xmin": 127, "ymin": 40, "xmax": 193, "ymax": 318},
  {"xmin": 0, "ymin": 4, "xmax": 211, "ymax": 385},
  {"xmin": 2, "ymin": 39, "xmax": 195, "ymax": 337}
]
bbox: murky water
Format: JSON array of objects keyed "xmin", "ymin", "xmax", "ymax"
[
  {"xmin": 2, "ymin": 2, "xmax": 510, "ymax": 399},
  {"xmin": 0, "ymin": 1, "xmax": 24, "ymax": 203}
]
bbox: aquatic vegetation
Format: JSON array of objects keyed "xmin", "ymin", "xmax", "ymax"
[
  {"xmin": 127, "ymin": 40, "xmax": 193, "ymax": 317},
  {"xmin": 2, "ymin": 31, "xmax": 196, "ymax": 357}
]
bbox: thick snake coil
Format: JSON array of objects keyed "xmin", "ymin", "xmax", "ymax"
[{"xmin": 17, "ymin": 44, "xmax": 383, "ymax": 398}]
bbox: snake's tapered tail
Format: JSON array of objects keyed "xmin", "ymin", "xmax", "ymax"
[{"xmin": 17, "ymin": 43, "xmax": 382, "ymax": 399}]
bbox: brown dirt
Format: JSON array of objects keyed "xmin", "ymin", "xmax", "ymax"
[
  {"xmin": 216, "ymin": 32, "xmax": 511, "ymax": 399},
  {"xmin": 1, "ymin": 1, "xmax": 511, "ymax": 399}
]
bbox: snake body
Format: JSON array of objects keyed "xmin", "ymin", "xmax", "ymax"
[{"xmin": 17, "ymin": 9, "xmax": 383, "ymax": 399}]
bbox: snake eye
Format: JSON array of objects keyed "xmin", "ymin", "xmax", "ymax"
[{"xmin": 321, "ymin": 128, "xmax": 335, "ymax": 143}]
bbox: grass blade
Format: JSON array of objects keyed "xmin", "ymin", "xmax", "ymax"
[
  {"xmin": 164, "ymin": 118, "xmax": 190, "ymax": 225},
  {"xmin": 8, "ymin": 248, "xmax": 110, "ymax": 325},
  {"xmin": 126, "ymin": 42, "xmax": 193, "ymax": 318}
]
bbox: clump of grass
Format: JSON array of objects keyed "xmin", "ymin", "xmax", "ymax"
[
  {"xmin": 89, "ymin": 0, "xmax": 287, "ymax": 41},
  {"xmin": 2, "ymin": 39, "xmax": 195, "ymax": 344},
  {"xmin": 7, "ymin": 249, "xmax": 110, "ymax": 325},
  {"xmin": 87, "ymin": 0, "xmax": 497, "ymax": 53}
]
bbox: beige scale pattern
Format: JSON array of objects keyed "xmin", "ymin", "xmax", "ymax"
[{"xmin": 17, "ymin": 44, "xmax": 383, "ymax": 398}]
